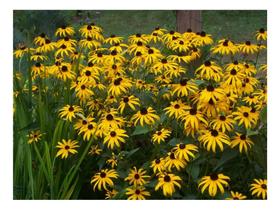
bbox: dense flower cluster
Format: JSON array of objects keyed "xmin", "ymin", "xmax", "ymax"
[{"xmin": 14, "ymin": 23, "xmax": 267, "ymax": 199}]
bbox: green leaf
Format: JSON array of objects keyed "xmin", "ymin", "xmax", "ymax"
[
  {"xmin": 168, "ymin": 137, "xmax": 180, "ymax": 146},
  {"xmin": 213, "ymin": 149, "xmax": 238, "ymax": 171},
  {"xmin": 131, "ymin": 125, "xmax": 150, "ymax": 136},
  {"xmin": 193, "ymin": 80, "xmax": 205, "ymax": 86},
  {"xmin": 123, "ymin": 147, "xmax": 140, "ymax": 158},
  {"xmin": 189, "ymin": 164, "xmax": 200, "ymax": 180},
  {"xmin": 247, "ymin": 129, "xmax": 259, "ymax": 136},
  {"xmin": 260, "ymin": 106, "xmax": 267, "ymax": 123}
]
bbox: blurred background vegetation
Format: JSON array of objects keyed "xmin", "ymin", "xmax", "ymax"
[{"xmin": 13, "ymin": 10, "xmax": 267, "ymax": 47}]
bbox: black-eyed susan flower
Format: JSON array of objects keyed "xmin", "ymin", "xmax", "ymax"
[
  {"xmin": 226, "ymin": 191, "xmax": 247, "ymax": 200},
  {"xmin": 198, "ymin": 173, "xmax": 230, "ymax": 197},
  {"xmin": 211, "ymin": 39, "xmax": 238, "ymax": 55},
  {"xmin": 118, "ymin": 95, "xmax": 140, "ymax": 114},
  {"xmin": 233, "ymin": 106, "xmax": 257, "ymax": 129},
  {"xmin": 231, "ymin": 133, "xmax": 254, "ymax": 153},
  {"xmin": 37, "ymin": 39, "xmax": 56, "ymax": 53},
  {"xmin": 181, "ymin": 108, "xmax": 208, "ymax": 131},
  {"xmin": 105, "ymin": 189, "xmax": 118, "ymax": 199},
  {"xmin": 164, "ymin": 152, "xmax": 186, "ymax": 171},
  {"xmin": 192, "ymin": 31, "xmax": 213, "ymax": 46},
  {"xmin": 250, "ymin": 179, "xmax": 267, "ymax": 199},
  {"xmin": 238, "ymin": 41, "xmax": 259, "ymax": 54},
  {"xmin": 79, "ymin": 23, "xmax": 103, "ymax": 39},
  {"xmin": 103, "ymin": 128, "xmax": 128, "ymax": 149},
  {"xmin": 143, "ymin": 47, "xmax": 163, "ymax": 65},
  {"xmin": 106, "ymin": 153, "xmax": 118, "ymax": 168},
  {"xmin": 128, "ymin": 33, "xmax": 149, "ymax": 44},
  {"xmin": 223, "ymin": 67, "xmax": 246, "ymax": 89},
  {"xmin": 34, "ymin": 33, "xmax": 48, "ymax": 46},
  {"xmin": 55, "ymin": 25, "xmax": 75, "ymax": 37},
  {"xmin": 108, "ymin": 77, "xmax": 132, "ymax": 96},
  {"xmin": 172, "ymin": 78, "xmax": 198, "ymax": 97},
  {"xmin": 79, "ymin": 121, "xmax": 97, "ymax": 141},
  {"xmin": 126, "ymin": 186, "xmax": 151, "ymax": 200},
  {"xmin": 56, "ymin": 37, "xmax": 77, "ymax": 48},
  {"xmin": 27, "ymin": 130, "xmax": 42, "ymax": 144},
  {"xmin": 198, "ymin": 129, "xmax": 231, "ymax": 152},
  {"xmin": 255, "ymin": 28, "xmax": 267, "ymax": 41},
  {"xmin": 88, "ymin": 144, "xmax": 102, "ymax": 156},
  {"xmin": 155, "ymin": 172, "xmax": 182, "ymax": 197},
  {"xmin": 131, "ymin": 107, "xmax": 160, "ymax": 126},
  {"xmin": 58, "ymin": 104, "xmax": 83, "ymax": 122},
  {"xmin": 210, "ymin": 114, "xmax": 235, "ymax": 132},
  {"xmin": 80, "ymin": 37, "xmax": 101, "ymax": 49},
  {"xmin": 91, "ymin": 169, "xmax": 118, "ymax": 191},
  {"xmin": 173, "ymin": 143, "xmax": 198, "ymax": 162},
  {"xmin": 199, "ymin": 85, "xmax": 226, "ymax": 104},
  {"xmin": 98, "ymin": 109, "xmax": 124, "ymax": 131},
  {"xmin": 152, "ymin": 128, "xmax": 171, "ymax": 144},
  {"xmin": 164, "ymin": 100, "xmax": 190, "ymax": 119},
  {"xmin": 14, "ymin": 45, "xmax": 29, "ymax": 58},
  {"xmin": 125, "ymin": 167, "xmax": 150, "ymax": 186},
  {"xmin": 56, "ymin": 139, "xmax": 79, "ymax": 159},
  {"xmin": 151, "ymin": 58, "xmax": 178, "ymax": 75},
  {"xmin": 55, "ymin": 44, "xmax": 75, "ymax": 57},
  {"xmin": 195, "ymin": 60, "xmax": 223, "ymax": 82},
  {"xmin": 150, "ymin": 158, "xmax": 166, "ymax": 174},
  {"xmin": 104, "ymin": 34, "xmax": 124, "ymax": 45}
]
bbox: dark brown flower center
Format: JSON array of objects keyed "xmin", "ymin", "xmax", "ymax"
[
  {"xmin": 106, "ymin": 114, "xmax": 114, "ymax": 121},
  {"xmin": 136, "ymin": 33, "xmax": 141, "ymax": 37},
  {"xmin": 35, "ymin": 63, "xmax": 41, "ymax": 67},
  {"xmin": 82, "ymin": 120, "xmax": 87, "ymax": 125},
  {"xmin": 230, "ymin": 69, "xmax": 237, "ymax": 75},
  {"xmin": 233, "ymin": 60, "xmax": 239, "ymax": 65},
  {"xmin": 85, "ymin": 70, "xmax": 91, "ymax": 76},
  {"xmin": 261, "ymin": 184, "xmax": 267, "ymax": 189},
  {"xmin": 45, "ymin": 39, "xmax": 51, "ymax": 44},
  {"xmin": 210, "ymin": 173, "xmax": 218, "ymax": 180},
  {"xmin": 136, "ymin": 51, "xmax": 142, "ymax": 56},
  {"xmin": 155, "ymin": 159, "xmax": 161, "ymax": 164},
  {"xmin": 110, "ymin": 131, "xmax": 116, "ymax": 137},
  {"xmin": 211, "ymin": 130, "xmax": 219, "ymax": 137},
  {"xmin": 170, "ymin": 153, "xmax": 175, "ymax": 159},
  {"xmin": 157, "ymin": 131, "xmax": 162, "ymax": 135},
  {"xmin": 87, "ymin": 37, "xmax": 93, "ymax": 41},
  {"xmin": 206, "ymin": 85, "xmax": 215, "ymax": 92},
  {"xmin": 65, "ymin": 145, "xmax": 70, "ymax": 150},
  {"xmin": 123, "ymin": 97, "xmax": 129, "ymax": 103},
  {"xmin": 223, "ymin": 40, "xmax": 229, "ymax": 46},
  {"xmin": 179, "ymin": 143, "xmax": 186, "ymax": 149},
  {"xmin": 243, "ymin": 112, "xmax": 249, "ymax": 117},
  {"xmin": 110, "ymin": 34, "xmax": 116, "ymax": 38},
  {"xmin": 169, "ymin": 30, "xmax": 175, "ymax": 35},
  {"xmin": 61, "ymin": 66, "xmax": 68, "ymax": 72},
  {"xmin": 174, "ymin": 104, "xmax": 180, "ymax": 109},
  {"xmin": 81, "ymin": 85, "xmax": 86, "ymax": 90},
  {"xmin": 180, "ymin": 79, "xmax": 187, "ymax": 86},
  {"xmin": 189, "ymin": 108, "xmax": 197, "ymax": 115},
  {"xmin": 87, "ymin": 25, "xmax": 92, "ymax": 30},
  {"xmin": 161, "ymin": 59, "xmax": 167, "ymax": 64},
  {"xmin": 245, "ymin": 41, "xmax": 251, "ymax": 46},
  {"xmin": 97, "ymin": 53, "xmax": 103, "ymax": 57},
  {"xmin": 140, "ymin": 108, "xmax": 148, "ymax": 115},
  {"xmin": 200, "ymin": 31, "xmax": 206, "ymax": 37},
  {"xmin": 40, "ymin": 33, "xmax": 46, "ymax": 38},
  {"xmin": 219, "ymin": 116, "xmax": 226, "ymax": 121},
  {"xmin": 137, "ymin": 41, "xmax": 143, "ymax": 46},
  {"xmin": 204, "ymin": 60, "xmax": 211, "ymax": 67},
  {"xmin": 153, "ymin": 32, "xmax": 158, "ymax": 36},
  {"xmin": 68, "ymin": 106, "xmax": 74, "ymax": 112},
  {"xmin": 179, "ymin": 40, "xmax": 184, "ymax": 45},
  {"xmin": 164, "ymin": 175, "xmax": 171, "ymax": 182},
  {"xmin": 148, "ymin": 49, "xmax": 154, "ymax": 54},
  {"xmin": 135, "ymin": 189, "xmax": 141, "ymax": 194},
  {"xmin": 111, "ymin": 50, "xmax": 117, "ymax": 56},
  {"xmin": 64, "ymin": 37, "xmax": 70, "ymax": 41},
  {"xmin": 134, "ymin": 174, "xmax": 140, "ymax": 179},
  {"xmin": 240, "ymin": 134, "xmax": 246, "ymax": 140},
  {"xmin": 100, "ymin": 172, "xmax": 106, "ymax": 178},
  {"xmin": 88, "ymin": 124, "xmax": 94, "ymax": 130},
  {"xmin": 61, "ymin": 44, "xmax": 66, "ymax": 49},
  {"xmin": 113, "ymin": 78, "xmax": 121, "ymax": 86},
  {"xmin": 259, "ymin": 28, "xmax": 265, "ymax": 33}
]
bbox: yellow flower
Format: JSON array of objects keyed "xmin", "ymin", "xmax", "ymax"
[
  {"xmin": 172, "ymin": 78, "xmax": 198, "ymax": 97},
  {"xmin": 108, "ymin": 77, "xmax": 132, "ymax": 96},
  {"xmin": 105, "ymin": 189, "xmax": 118, "ymax": 199},
  {"xmin": 181, "ymin": 108, "xmax": 208, "ymax": 130},
  {"xmin": 155, "ymin": 173, "xmax": 182, "ymax": 197},
  {"xmin": 150, "ymin": 158, "xmax": 166, "ymax": 174},
  {"xmin": 56, "ymin": 139, "xmax": 79, "ymax": 159},
  {"xmin": 118, "ymin": 95, "xmax": 140, "ymax": 114},
  {"xmin": 104, "ymin": 34, "xmax": 124, "ymax": 45},
  {"xmin": 250, "ymin": 179, "xmax": 267, "ymax": 199},
  {"xmin": 131, "ymin": 107, "xmax": 160, "ymax": 126},
  {"xmin": 211, "ymin": 39, "xmax": 238, "ymax": 55},
  {"xmin": 152, "ymin": 128, "xmax": 171, "ymax": 144},
  {"xmin": 103, "ymin": 128, "xmax": 128, "ymax": 149},
  {"xmin": 125, "ymin": 167, "xmax": 150, "ymax": 186},
  {"xmin": 198, "ymin": 129, "xmax": 230, "ymax": 152},
  {"xmin": 14, "ymin": 45, "xmax": 28, "ymax": 58},
  {"xmin": 27, "ymin": 130, "xmax": 42, "ymax": 144},
  {"xmin": 91, "ymin": 169, "xmax": 118, "ymax": 191},
  {"xmin": 195, "ymin": 60, "xmax": 223, "ymax": 82},
  {"xmin": 210, "ymin": 115, "xmax": 235, "ymax": 132},
  {"xmin": 198, "ymin": 173, "xmax": 230, "ymax": 197},
  {"xmin": 231, "ymin": 133, "xmax": 254, "ymax": 153},
  {"xmin": 173, "ymin": 143, "xmax": 198, "ymax": 161},
  {"xmin": 88, "ymin": 145, "xmax": 102, "ymax": 156},
  {"xmin": 58, "ymin": 104, "xmax": 83, "ymax": 122},
  {"xmin": 255, "ymin": 28, "xmax": 267, "ymax": 41},
  {"xmin": 238, "ymin": 41, "xmax": 259, "ymax": 54},
  {"xmin": 226, "ymin": 191, "xmax": 247, "ymax": 200},
  {"xmin": 55, "ymin": 25, "xmax": 75, "ymax": 37},
  {"xmin": 232, "ymin": 106, "xmax": 257, "ymax": 129},
  {"xmin": 126, "ymin": 186, "xmax": 151, "ymax": 200},
  {"xmin": 164, "ymin": 152, "xmax": 186, "ymax": 171}
]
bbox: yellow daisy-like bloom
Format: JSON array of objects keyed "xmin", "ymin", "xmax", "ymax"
[
  {"xmin": 98, "ymin": 109, "xmax": 124, "ymax": 131},
  {"xmin": 155, "ymin": 172, "xmax": 182, "ymax": 197},
  {"xmin": 56, "ymin": 63, "xmax": 76, "ymax": 81},
  {"xmin": 91, "ymin": 169, "xmax": 119, "ymax": 191},
  {"xmin": 126, "ymin": 186, "xmax": 151, "ymax": 200},
  {"xmin": 56, "ymin": 37, "xmax": 77, "ymax": 48},
  {"xmin": 172, "ymin": 78, "xmax": 198, "ymax": 97},
  {"xmin": 131, "ymin": 107, "xmax": 160, "ymax": 126},
  {"xmin": 103, "ymin": 128, "xmax": 128, "ymax": 149},
  {"xmin": 27, "ymin": 130, "xmax": 42, "ymax": 144},
  {"xmin": 143, "ymin": 47, "xmax": 163, "ymax": 66},
  {"xmin": 151, "ymin": 58, "xmax": 178, "ymax": 75},
  {"xmin": 168, "ymin": 53, "xmax": 192, "ymax": 64},
  {"xmin": 198, "ymin": 129, "xmax": 231, "ymax": 152},
  {"xmin": 118, "ymin": 95, "xmax": 140, "ymax": 114},
  {"xmin": 198, "ymin": 173, "xmax": 230, "ymax": 197},
  {"xmin": 255, "ymin": 28, "xmax": 267, "ymax": 41},
  {"xmin": 80, "ymin": 37, "xmax": 101, "ymax": 49},
  {"xmin": 165, "ymin": 65, "xmax": 186, "ymax": 79},
  {"xmin": 14, "ymin": 45, "xmax": 29, "ymax": 58},
  {"xmin": 195, "ymin": 60, "xmax": 223, "ymax": 82},
  {"xmin": 106, "ymin": 153, "xmax": 118, "ymax": 168},
  {"xmin": 164, "ymin": 100, "xmax": 190, "ymax": 119},
  {"xmin": 55, "ymin": 25, "xmax": 75, "ymax": 37},
  {"xmin": 79, "ymin": 23, "xmax": 103, "ymax": 39},
  {"xmin": 88, "ymin": 144, "xmax": 102, "ymax": 156},
  {"xmin": 108, "ymin": 77, "xmax": 132, "ymax": 96},
  {"xmin": 56, "ymin": 139, "xmax": 79, "ymax": 159},
  {"xmin": 164, "ymin": 152, "xmax": 186, "ymax": 171},
  {"xmin": 171, "ymin": 38, "xmax": 191, "ymax": 52},
  {"xmin": 34, "ymin": 33, "xmax": 48, "ymax": 46},
  {"xmin": 37, "ymin": 39, "xmax": 56, "ymax": 53},
  {"xmin": 238, "ymin": 41, "xmax": 259, "ymax": 54},
  {"xmin": 128, "ymin": 33, "xmax": 149, "ymax": 44},
  {"xmin": 199, "ymin": 85, "xmax": 226, "ymax": 104},
  {"xmin": 211, "ymin": 39, "xmax": 238, "ymax": 55},
  {"xmin": 232, "ymin": 106, "xmax": 257, "ymax": 129},
  {"xmin": 192, "ymin": 31, "xmax": 213, "ymax": 46},
  {"xmin": 162, "ymin": 30, "xmax": 181, "ymax": 43},
  {"xmin": 150, "ymin": 158, "xmax": 166, "ymax": 174},
  {"xmin": 55, "ymin": 44, "xmax": 75, "ymax": 57},
  {"xmin": 226, "ymin": 191, "xmax": 247, "ymax": 200},
  {"xmin": 79, "ymin": 121, "xmax": 97, "ymax": 141},
  {"xmin": 173, "ymin": 143, "xmax": 198, "ymax": 162},
  {"xmin": 231, "ymin": 133, "xmax": 254, "ymax": 153},
  {"xmin": 104, "ymin": 34, "xmax": 124, "ymax": 45},
  {"xmin": 210, "ymin": 115, "xmax": 235, "ymax": 132},
  {"xmin": 58, "ymin": 104, "xmax": 83, "ymax": 122},
  {"xmin": 125, "ymin": 167, "xmax": 150, "ymax": 186},
  {"xmin": 105, "ymin": 189, "xmax": 118, "ymax": 199},
  {"xmin": 152, "ymin": 128, "xmax": 171, "ymax": 144},
  {"xmin": 30, "ymin": 52, "xmax": 48, "ymax": 62},
  {"xmin": 250, "ymin": 179, "xmax": 267, "ymax": 199},
  {"xmin": 148, "ymin": 31, "xmax": 163, "ymax": 43},
  {"xmin": 181, "ymin": 108, "xmax": 208, "ymax": 131},
  {"xmin": 223, "ymin": 67, "xmax": 246, "ymax": 89}
]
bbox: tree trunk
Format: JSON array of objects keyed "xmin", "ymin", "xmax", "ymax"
[{"xmin": 176, "ymin": 10, "xmax": 202, "ymax": 33}]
